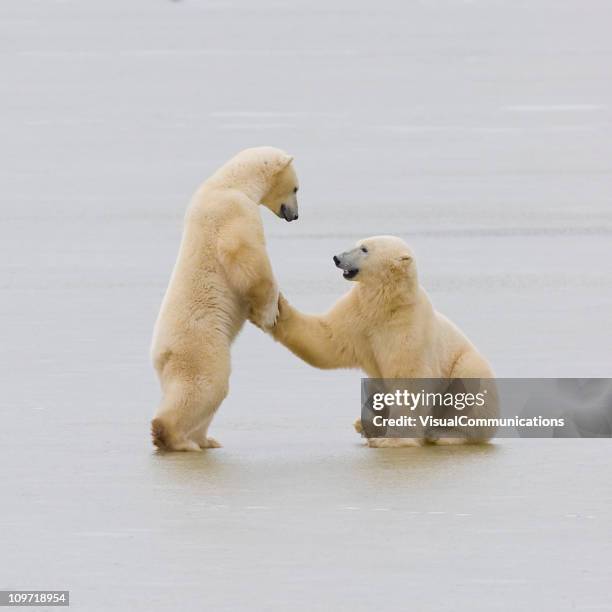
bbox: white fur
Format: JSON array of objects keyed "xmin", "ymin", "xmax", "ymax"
[
  {"xmin": 151, "ymin": 147, "xmax": 299, "ymax": 451},
  {"xmin": 273, "ymin": 235, "xmax": 498, "ymax": 446}
]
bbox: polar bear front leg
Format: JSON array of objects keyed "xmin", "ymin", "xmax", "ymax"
[{"xmin": 218, "ymin": 229, "xmax": 279, "ymax": 332}]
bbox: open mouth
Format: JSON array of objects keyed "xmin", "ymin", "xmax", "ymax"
[{"xmin": 343, "ymin": 268, "xmax": 359, "ymax": 280}]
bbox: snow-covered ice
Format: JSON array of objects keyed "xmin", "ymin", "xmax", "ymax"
[{"xmin": 1, "ymin": 0, "xmax": 611, "ymax": 610}]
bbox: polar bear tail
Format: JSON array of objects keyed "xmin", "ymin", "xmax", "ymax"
[{"xmin": 151, "ymin": 418, "xmax": 168, "ymax": 450}]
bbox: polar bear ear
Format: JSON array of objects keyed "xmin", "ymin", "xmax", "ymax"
[
  {"xmin": 269, "ymin": 154, "xmax": 294, "ymax": 175},
  {"xmin": 391, "ymin": 256, "xmax": 413, "ymax": 275},
  {"xmin": 397, "ymin": 256, "xmax": 413, "ymax": 267}
]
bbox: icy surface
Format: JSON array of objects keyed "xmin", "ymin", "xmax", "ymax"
[{"xmin": 1, "ymin": 0, "xmax": 611, "ymax": 610}]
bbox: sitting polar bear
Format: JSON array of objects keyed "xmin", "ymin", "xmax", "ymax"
[
  {"xmin": 272, "ymin": 235, "xmax": 498, "ymax": 447},
  {"xmin": 151, "ymin": 147, "xmax": 299, "ymax": 451}
]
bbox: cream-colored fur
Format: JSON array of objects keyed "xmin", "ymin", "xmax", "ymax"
[
  {"xmin": 151, "ymin": 147, "xmax": 299, "ymax": 451},
  {"xmin": 272, "ymin": 235, "xmax": 498, "ymax": 447}
]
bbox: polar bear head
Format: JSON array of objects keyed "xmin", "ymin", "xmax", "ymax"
[
  {"xmin": 260, "ymin": 153, "xmax": 299, "ymax": 222},
  {"xmin": 333, "ymin": 235, "xmax": 415, "ymax": 284},
  {"xmin": 220, "ymin": 147, "xmax": 300, "ymax": 221}
]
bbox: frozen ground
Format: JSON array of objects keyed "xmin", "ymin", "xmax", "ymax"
[{"xmin": 1, "ymin": 0, "xmax": 612, "ymax": 610}]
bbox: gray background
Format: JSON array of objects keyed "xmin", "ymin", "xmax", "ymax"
[{"xmin": 1, "ymin": 0, "xmax": 611, "ymax": 610}]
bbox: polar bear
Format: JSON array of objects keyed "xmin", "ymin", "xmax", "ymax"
[
  {"xmin": 272, "ymin": 235, "xmax": 498, "ymax": 447},
  {"xmin": 151, "ymin": 147, "xmax": 299, "ymax": 451}
]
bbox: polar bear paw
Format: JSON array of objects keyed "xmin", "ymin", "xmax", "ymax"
[
  {"xmin": 189, "ymin": 429, "xmax": 222, "ymax": 449},
  {"xmin": 254, "ymin": 300, "xmax": 279, "ymax": 331},
  {"xmin": 198, "ymin": 437, "xmax": 222, "ymax": 449},
  {"xmin": 353, "ymin": 418, "xmax": 364, "ymax": 434},
  {"xmin": 152, "ymin": 432, "xmax": 201, "ymax": 453},
  {"xmin": 367, "ymin": 437, "xmax": 424, "ymax": 448},
  {"xmin": 152, "ymin": 418, "xmax": 209, "ymax": 452},
  {"xmin": 429, "ymin": 437, "xmax": 468, "ymax": 446}
]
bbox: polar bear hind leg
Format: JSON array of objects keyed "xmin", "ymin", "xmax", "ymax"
[
  {"xmin": 152, "ymin": 353, "xmax": 229, "ymax": 452},
  {"xmin": 442, "ymin": 350, "xmax": 499, "ymax": 443}
]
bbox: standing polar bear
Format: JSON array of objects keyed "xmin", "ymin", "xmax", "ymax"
[
  {"xmin": 151, "ymin": 147, "xmax": 299, "ymax": 451},
  {"xmin": 272, "ymin": 236, "xmax": 498, "ymax": 447}
]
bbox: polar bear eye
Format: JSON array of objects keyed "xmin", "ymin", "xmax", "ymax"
[
  {"xmin": 293, "ymin": 186, "xmax": 298, "ymax": 193},
  {"xmin": 361, "ymin": 246, "xmax": 368, "ymax": 253}
]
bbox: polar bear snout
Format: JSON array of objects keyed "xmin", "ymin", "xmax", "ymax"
[
  {"xmin": 333, "ymin": 252, "xmax": 360, "ymax": 280},
  {"xmin": 333, "ymin": 253, "xmax": 347, "ymax": 268},
  {"xmin": 280, "ymin": 203, "xmax": 298, "ymax": 222}
]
